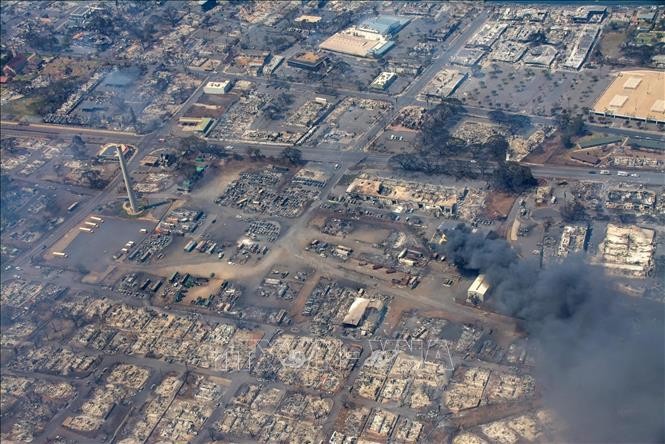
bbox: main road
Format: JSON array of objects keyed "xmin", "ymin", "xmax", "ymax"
[{"xmin": 0, "ymin": 120, "xmax": 144, "ymax": 144}]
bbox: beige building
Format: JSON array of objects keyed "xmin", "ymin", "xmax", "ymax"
[
  {"xmin": 467, "ymin": 274, "xmax": 490, "ymax": 303},
  {"xmin": 593, "ymin": 70, "xmax": 665, "ymax": 123}
]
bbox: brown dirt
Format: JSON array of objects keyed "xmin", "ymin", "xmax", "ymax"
[
  {"xmin": 183, "ymin": 278, "xmax": 224, "ymax": 303},
  {"xmin": 381, "ymin": 297, "xmax": 414, "ymax": 334},
  {"xmin": 41, "ymin": 57, "xmax": 99, "ymax": 80},
  {"xmin": 289, "ymin": 272, "xmax": 321, "ymax": 323},
  {"xmin": 522, "ymin": 136, "xmax": 562, "ymax": 164},
  {"xmin": 483, "ymin": 192, "xmax": 516, "ymax": 219}
]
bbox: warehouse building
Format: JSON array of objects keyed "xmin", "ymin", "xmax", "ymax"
[
  {"xmin": 467, "ymin": 274, "xmax": 490, "ymax": 304},
  {"xmin": 294, "ymin": 14, "xmax": 322, "ymax": 28},
  {"xmin": 592, "ymin": 70, "xmax": 665, "ymax": 123},
  {"xmin": 319, "ymin": 15, "xmax": 408, "ymax": 58},
  {"xmin": 178, "ymin": 117, "xmax": 215, "ymax": 136},
  {"xmin": 369, "ymin": 72, "xmax": 397, "ymax": 90},
  {"xmin": 342, "ymin": 297, "xmax": 371, "ymax": 327},
  {"xmin": 203, "ymin": 80, "xmax": 232, "ymax": 95},
  {"xmin": 356, "ymin": 15, "xmax": 410, "ymax": 37},
  {"xmin": 287, "ymin": 52, "xmax": 326, "ymax": 71}
]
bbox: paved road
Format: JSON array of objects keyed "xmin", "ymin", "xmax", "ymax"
[
  {"xmin": 530, "ymin": 164, "xmax": 664, "ymax": 185},
  {"xmin": 219, "ymin": 142, "xmax": 665, "ymax": 185},
  {"xmin": 0, "ymin": 120, "xmax": 143, "ymax": 144}
]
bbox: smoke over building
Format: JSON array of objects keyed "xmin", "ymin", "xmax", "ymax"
[{"xmin": 442, "ymin": 224, "xmax": 665, "ymax": 443}]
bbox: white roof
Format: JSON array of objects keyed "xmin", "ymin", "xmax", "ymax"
[
  {"xmin": 650, "ymin": 99, "xmax": 665, "ymax": 113},
  {"xmin": 609, "ymin": 95, "xmax": 628, "ymax": 108},
  {"xmin": 342, "ymin": 297, "xmax": 370, "ymax": 326},
  {"xmin": 623, "ymin": 76, "xmax": 642, "ymax": 89},
  {"xmin": 468, "ymin": 274, "xmax": 490, "ymax": 295}
]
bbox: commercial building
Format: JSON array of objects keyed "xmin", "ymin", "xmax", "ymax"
[
  {"xmin": 592, "ymin": 70, "xmax": 665, "ymax": 123},
  {"xmin": 178, "ymin": 117, "xmax": 215, "ymax": 135},
  {"xmin": 490, "ymin": 41, "xmax": 527, "ymax": 63},
  {"xmin": 369, "ymin": 72, "xmax": 397, "ymax": 90},
  {"xmin": 467, "ymin": 274, "xmax": 490, "ymax": 303},
  {"xmin": 294, "ymin": 14, "xmax": 321, "ymax": 27},
  {"xmin": 523, "ymin": 45, "xmax": 558, "ymax": 67},
  {"xmin": 466, "ymin": 22, "xmax": 507, "ymax": 49},
  {"xmin": 356, "ymin": 15, "xmax": 410, "ymax": 37},
  {"xmin": 451, "ymin": 48, "xmax": 486, "ymax": 66},
  {"xmin": 346, "ymin": 176, "xmax": 458, "ymax": 216},
  {"xmin": 203, "ymin": 80, "xmax": 232, "ymax": 94},
  {"xmin": 320, "ymin": 32, "xmax": 390, "ymax": 58},
  {"xmin": 419, "ymin": 68, "xmax": 467, "ymax": 100},
  {"xmin": 319, "ymin": 15, "xmax": 408, "ymax": 58},
  {"xmin": 342, "ymin": 297, "xmax": 371, "ymax": 327},
  {"xmin": 563, "ymin": 26, "xmax": 600, "ymax": 70},
  {"xmin": 287, "ymin": 52, "xmax": 326, "ymax": 71},
  {"xmin": 570, "ymin": 6, "xmax": 606, "ymax": 23}
]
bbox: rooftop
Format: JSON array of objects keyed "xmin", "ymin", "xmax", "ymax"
[
  {"xmin": 593, "ymin": 70, "xmax": 665, "ymax": 122},
  {"xmin": 357, "ymin": 15, "xmax": 410, "ymax": 36}
]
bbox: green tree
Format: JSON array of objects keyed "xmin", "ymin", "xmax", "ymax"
[
  {"xmin": 179, "ymin": 135, "xmax": 207, "ymax": 155},
  {"xmin": 482, "ymin": 135, "xmax": 509, "ymax": 162},
  {"xmin": 561, "ymin": 199, "xmax": 587, "ymax": 222},
  {"xmin": 245, "ymin": 147, "xmax": 263, "ymax": 161},
  {"xmin": 491, "ymin": 162, "xmax": 537, "ymax": 194},
  {"xmin": 280, "ymin": 147, "xmax": 303, "ymax": 165},
  {"xmin": 556, "ymin": 110, "xmax": 586, "ymax": 148}
]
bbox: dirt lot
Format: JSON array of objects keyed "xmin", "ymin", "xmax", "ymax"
[
  {"xmin": 41, "ymin": 56, "xmax": 99, "ymax": 80},
  {"xmin": 483, "ymin": 192, "xmax": 516, "ymax": 220},
  {"xmin": 597, "ymin": 29, "xmax": 630, "ymax": 61},
  {"xmin": 522, "ymin": 136, "xmax": 563, "ymax": 164}
]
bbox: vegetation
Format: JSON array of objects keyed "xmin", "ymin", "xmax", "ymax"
[
  {"xmin": 32, "ymin": 79, "xmax": 79, "ymax": 115},
  {"xmin": 0, "ymin": 137, "xmax": 18, "ymax": 153},
  {"xmin": 280, "ymin": 147, "xmax": 303, "ymax": 165},
  {"xmin": 179, "ymin": 135, "xmax": 208, "ymax": 155},
  {"xmin": 556, "ymin": 110, "xmax": 587, "ymax": 148},
  {"xmin": 491, "ymin": 162, "xmax": 537, "ymax": 194},
  {"xmin": 69, "ymin": 135, "xmax": 88, "ymax": 159},
  {"xmin": 26, "ymin": 29, "xmax": 59, "ymax": 52},
  {"xmin": 245, "ymin": 147, "xmax": 264, "ymax": 161},
  {"xmin": 263, "ymin": 92, "xmax": 294, "ymax": 120},
  {"xmin": 81, "ymin": 170, "xmax": 107, "ymax": 189},
  {"xmin": 561, "ymin": 198, "xmax": 587, "ymax": 223},
  {"xmin": 419, "ymin": 99, "xmax": 464, "ymax": 151},
  {"xmin": 389, "ymin": 98, "xmax": 536, "ymax": 191},
  {"xmin": 488, "ymin": 109, "xmax": 532, "ymax": 133}
]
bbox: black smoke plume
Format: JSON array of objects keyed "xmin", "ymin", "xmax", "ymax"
[{"xmin": 442, "ymin": 224, "xmax": 665, "ymax": 443}]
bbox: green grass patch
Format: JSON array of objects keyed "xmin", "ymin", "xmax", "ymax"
[{"xmin": 635, "ymin": 31, "xmax": 665, "ymax": 46}]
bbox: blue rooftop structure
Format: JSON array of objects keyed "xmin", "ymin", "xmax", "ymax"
[
  {"xmin": 371, "ymin": 41, "xmax": 395, "ymax": 57},
  {"xmin": 357, "ymin": 15, "xmax": 410, "ymax": 37}
]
